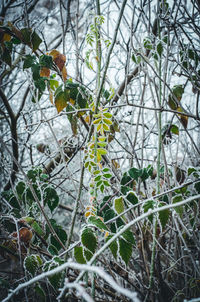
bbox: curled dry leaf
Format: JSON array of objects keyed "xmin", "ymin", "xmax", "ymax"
[{"xmin": 49, "ymin": 49, "xmax": 67, "ymax": 81}]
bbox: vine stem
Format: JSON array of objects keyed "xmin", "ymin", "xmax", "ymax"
[
  {"xmin": 149, "ymin": 3, "xmax": 162, "ymax": 291},
  {"xmin": 95, "ymin": 0, "xmax": 127, "ymax": 113}
]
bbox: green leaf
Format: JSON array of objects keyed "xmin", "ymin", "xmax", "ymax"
[
  {"xmin": 122, "ymin": 230, "xmax": 135, "ymax": 245},
  {"xmin": 194, "ymin": 182, "xmax": 200, "ymax": 194},
  {"xmin": 50, "ymin": 226, "xmax": 67, "ymax": 251},
  {"xmin": 103, "ymin": 118, "xmax": 112, "ymax": 125},
  {"xmin": 157, "ymin": 42, "xmax": 163, "ymax": 57},
  {"xmin": 31, "ymin": 221, "xmax": 44, "ymax": 236},
  {"xmin": 172, "ymin": 195, "xmax": 183, "ymax": 216},
  {"xmin": 74, "ymin": 246, "xmax": 86, "ymax": 264},
  {"xmin": 121, "ymin": 172, "xmax": 132, "ymax": 186},
  {"xmin": 103, "ymin": 112, "xmax": 112, "ymax": 118},
  {"xmin": 144, "ymin": 38, "xmax": 153, "ymax": 50},
  {"xmin": 44, "ymin": 187, "xmax": 59, "ymax": 212},
  {"xmin": 11, "ymin": 37, "xmax": 21, "ymax": 44},
  {"xmin": 171, "ymin": 125, "xmax": 179, "ymax": 135},
  {"xmin": 121, "ymin": 185, "xmax": 131, "ymax": 195},
  {"xmin": 23, "ymin": 55, "xmax": 36, "ymax": 69},
  {"xmin": 119, "ymin": 238, "xmax": 132, "ymax": 265},
  {"xmin": 50, "ymin": 79, "xmax": 59, "ymax": 90},
  {"xmin": 94, "ymin": 175, "xmax": 101, "ymax": 182},
  {"xmin": 39, "ymin": 54, "xmax": 53, "ymax": 68},
  {"xmin": 81, "ymin": 227, "xmax": 97, "ymax": 253},
  {"xmin": 106, "ymin": 235, "xmax": 118, "ymax": 259},
  {"xmin": 57, "ymin": 89, "xmax": 70, "ymax": 113},
  {"xmin": 128, "ymin": 168, "xmax": 142, "ymax": 181},
  {"xmin": 114, "ymin": 197, "xmax": 124, "ymax": 214},
  {"xmin": 84, "ymin": 248, "xmax": 93, "ymax": 261},
  {"xmin": 35, "ymin": 285, "xmax": 46, "ymax": 302},
  {"xmin": 103, "ymin": 173, "xmax": 112, "ymax": 179},
  {"xmin": 126, "ymin": 191, "xmax": 138, "ymax": 205},
  {"xmin": 21, "ymin": 28, "xmax": 31, "ymax": 44},
  {"xmin": 97, "ymin": 148, "xmax": 107, "ymax": 155},
  {"xmin": 143, "ymin": 200, "xmax": 155, "ymax": 222},
  {"xmin": 31, "ymin": 30, "xmax": 42, "ymax": 51},
  {"xmin": 88, "ymin": 216, "xmax": 109, "ymax": 231},
  {"xmin": 188, "ymin": 167, "xmax": 197, "ymax": 176},
  {"xmin": 24, "ymin": 254, "xmax": 42, "ymax": 276},
  {"xmin": 48, "ymin": 244, "xmax": 58, "ymax": 256},
  {"xmin": 16, "ymin": 181, "xmax": 25, "ymax": 197},
  {"xmin": 2, "ymin": 48, "xmax": 11, "ymax": 66},
  {"xmin": 43, "ymin": 257, "xmax": 64, "ymax": 290},
  {"xmin": 34, "ymin": 78, "xmax": 46, "ymax": 92},
  {"xmin": 31, "ymin": 64, "xmax": 40, "ymax": 81},
  {"xmin": 97, "ymin": 142, "xmax": 107, "ymax": 148},
  {"xmin": 158, "ymin": 203, "xmax": 170, "ymax": 229}
]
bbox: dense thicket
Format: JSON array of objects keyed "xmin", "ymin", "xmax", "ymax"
[{"xmin": 0, "ymin": 1, "xmax": 200, "ymax": 301}]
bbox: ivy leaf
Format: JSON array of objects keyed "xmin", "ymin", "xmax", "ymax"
[
  {"xmin": 74, "ymin": 246, "xmax": 86, "ymax": 264},
  {"xmin": 24, "ymin": 254, "xmax": 42, "ymax": 276},
  {"xmin": 119, "ymin": 238, "xmax": 132, "ymax": 265},
  {"xmin": 39, "ymin": 54, "xmax": 53, "ymax": 68},
  {"xmin": 31, "ymin": 30, "xmax": 42, "ymax": 51},
  {"xmin": 88, "ymin": 216, "xmax": 109, "ymax": 231},
  {"xmin": 23, "ymin": 55, "xmax": 36, "ymax": 69},
  {"xmin": 81, "ymin": 227, "xmax": 97, "ymax": 253},
  {"xmin": 106, "ymin": 235, "xmax": 118, "ymax": 259}
]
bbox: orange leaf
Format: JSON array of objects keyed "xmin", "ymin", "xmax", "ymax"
[
  {"xmin": 49, "ymin": 49, "xmax": 66, "ymax": 71},
  {"xmin": 40, "ymin": 67, "xmax": 50, "ymax": 77}
]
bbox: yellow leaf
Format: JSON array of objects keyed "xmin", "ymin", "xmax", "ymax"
[
  {"xmin": 55, "ymin": 91, "xmax": 68, "ymax": 113},
  {"xmin": 97, "ymin": 153, "xmax": 101, "ymax": 163},
  {"xmin": 104, "ymin": 231, "xmax": 109, "ymax": 238},
  {"xmin": 84, "ymin": 115, "xmax": 90, "ymax": 124},
  {"xmin": 3, "ymin": 33, "xmax": 11, "ymax": 42},
  {"xmin": 69, "ymin": 98, "xmax": 75, "ymax": 105}
]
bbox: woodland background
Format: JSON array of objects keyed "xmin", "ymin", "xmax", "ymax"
[{"xmin": 0, "ymin": 0, "xmax": 200, "ymax": 301}]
